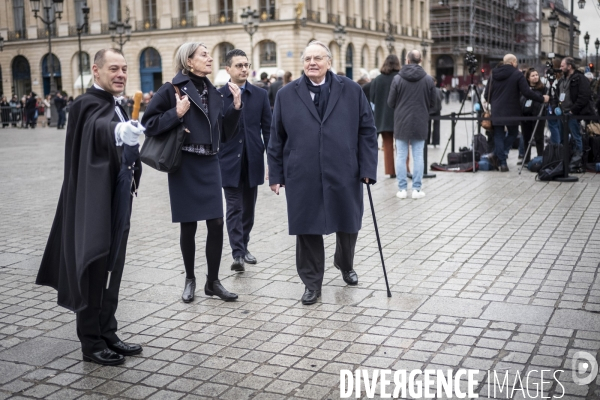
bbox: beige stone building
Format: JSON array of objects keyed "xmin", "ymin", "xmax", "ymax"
[{"xmin": 0, "ymin": 0, "xmax": 431, "ymax": 99}]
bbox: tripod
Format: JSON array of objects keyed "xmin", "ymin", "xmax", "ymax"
[{"xmin": 439, "ymin": 71, "xmax": 484, "ymax": 173}]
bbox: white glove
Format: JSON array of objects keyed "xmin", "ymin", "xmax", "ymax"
[{"xmin": 115, "ymin": 121, "xmax": 145, "ymax": 146}]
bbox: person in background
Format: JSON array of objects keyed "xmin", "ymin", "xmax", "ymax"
[
  {"xmin": 429, "ymin": 77, "xmax": 444, "ymax": 147},
  {"xmin": 54, "ymin": 92, "xmax": 67, "ymax": 129},
  {"xmin": 43, "ymin": 95, "xmax": 52, "ymax": 127},
  {"xmin": 283, "ymin": 71, "xmax": 293, "ymax": 86},
  {"xmin": 255, "ymin": 72, "xmax": 270, "ymax": 89},
  {"xmin": 518, "ymin": 67, "xmax": 547, "ymax": 166},
  {"xmin": 9, "ymin": 95, "xmax": 20, "ymax": 127},
  {"xmin": 388, "ymin": 50, "xmax": 435, "ymax": 199},
  {"xmin": 25, "ymin": 92, "xmax": 38, "ymax": 129},
  {"xmin": 370, "ymin": 54, "xmax": 400, "ymax": 178},
  {"xmin": 268, "ymin": 69, "xmax": 284, "ymax": 109},
  {"xmin": 0, "ymin": 96, "xmax": 10, "ymax": 128}
]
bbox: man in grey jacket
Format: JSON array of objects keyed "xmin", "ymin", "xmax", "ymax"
[{"xmin": 388, "ymin": 50, "xmax": 436, "ymax": 199}]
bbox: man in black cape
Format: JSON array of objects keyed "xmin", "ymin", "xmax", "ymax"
[{"xmin": 36, "ymin": 49, "xmax": 145, "ymax": 366}]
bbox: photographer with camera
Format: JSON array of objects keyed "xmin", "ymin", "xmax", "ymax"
[
  {"xmin": 556, "ymin": 57, "xmax": 594, "ymax": 156},
  {"xmin": 484, "ymin": 54, "xmax": 549, "ymax": 172},
  {"xmin": 518, "ymin": 68, "xmax": 547, "ymax": 165}
]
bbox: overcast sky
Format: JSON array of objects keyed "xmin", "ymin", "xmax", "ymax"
[{"xmin": 574, "ymin": 1, "xmax": 600, "ymax": 63}]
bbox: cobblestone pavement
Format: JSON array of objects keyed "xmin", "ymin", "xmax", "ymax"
[{"xmin": 1, "ymin": 101, "xmax": 600, "ymax": 400}]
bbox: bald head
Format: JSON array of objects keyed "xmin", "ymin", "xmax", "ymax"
[
  {"xmin": 503, "ymin": 54, "xmax": 517, "ymax": 67},
  {"xmin": 407, "ymin": 50, "xmax": 422, "ymax": 65}
]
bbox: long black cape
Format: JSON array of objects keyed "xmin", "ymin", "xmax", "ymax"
[{"xmin": 36, "ymin": 87, "xmax": 141, "ymax": 312}]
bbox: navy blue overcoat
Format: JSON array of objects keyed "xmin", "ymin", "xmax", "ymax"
[
  {"xmin": 218, "ymin": 82, "xmax": 271, "ymax": 188},
  {"xmin": 267, "ymin": 73, "xmax": 378, "ymax": 235}
]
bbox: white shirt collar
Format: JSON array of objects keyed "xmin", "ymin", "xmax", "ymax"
[
  {"xmin": 93, "ymin": 83, "xmax": 124, "ymax": 103},
  {"xmin": 308, "ymin": 76, "xmax": 327, "ymax": 86}
]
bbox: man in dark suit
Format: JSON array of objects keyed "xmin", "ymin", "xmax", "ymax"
[
  {"xmin": 37, "ymin": 49, "xmax": 144, "ymax": 366},
  {"xmin": 268, "ymin": 70, "xmax": 284, "ymax": 109},
  {"xmin": 267, "ymin": 41, "xmax": 378, "ymax": 305},
  {"xmin": 219, "ymin": 49, "xmax": 272, "ymax": 272}
]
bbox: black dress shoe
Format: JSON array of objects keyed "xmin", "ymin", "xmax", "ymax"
[
  {"xmin": 334, "ymin": 262, "xmax": 358, "ymax": 285},
  {"xmin": 301, "ymin": 288, "xmax": 321, "ymax": 305},
  {"xmin": 182, "ymin": 278, "xmax": 196, "ymax": 303},
  {"xmin": 107, "ymin": 341, "xmax": 143, "ymax": 356},
  {"xmin": 82, "ymin": 348, "xmax": 124, "ymax": 366},
  {"xmin": 244, "ymin": 252, "xmax": 257, "ymax": 264},
  {"xmin": 205, "ymin": 280, "xmax": 238, "ymax": 301},
  {"xmin": 231, "ymin": 257, "xmax": 245, "ymax": 272},
  {"xmin": 500, "ymin": 165, "xmax": 509, "ymax": 172}
]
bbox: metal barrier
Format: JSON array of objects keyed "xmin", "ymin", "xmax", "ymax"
[{"xmin": 0, "ymin": 106, "xmax": 26, "ymax": 128}]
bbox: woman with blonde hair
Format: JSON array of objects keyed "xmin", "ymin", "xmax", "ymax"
[{"xmin": 142, "ymin": 42, "xmax": 243, "ymax": 303}]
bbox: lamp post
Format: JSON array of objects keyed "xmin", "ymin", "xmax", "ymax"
[
  {"xmin": 333, "ymin": 24, "xmax": 346, "ymax": 72},
  {"xmin": 109, "ymin": 6, "xmax": 132, "ymax": 52},
  {"xmin": 240, "ymin": 7, "xmax": 259, "ymax": 78},
  {"xmin": 584, "ymin": 31, "xmax": 590, "ymax": 64},
  {"xmin": 77, "ymin": 4, "xmax": 90, "ymax": 96},
  {"xmin": 592, "ymin": 38, "xmax": 600, "ymax": 76},
  {"xmin": 548, "ymin": 9, "xmax": 559, "ymax": 53},
  {"xmin": 30, "ymin": 0, "xmax": 64, "ymax": 95},
  {"xmin": 385, "ymin": 0, "xmax": 395, "ymax": 54},
  {"xmin": 569, "ymin": 0, "xmax": 586, "ymax": 57}
]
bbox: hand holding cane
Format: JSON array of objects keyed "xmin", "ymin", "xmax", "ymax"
[{"xmin": 366, "ymin": 183, "xmax": 392, "ymax": 297}]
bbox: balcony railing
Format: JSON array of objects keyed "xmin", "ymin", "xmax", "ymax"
[
  {"xmin": 101, "ymin": 23, "xmax": 110, "ymax": 34},
  {"xmin": 8, "ymin": 30, "xmax": 27, "ymax": 40},
  {"xmin": 136, "ymin": 18, "xmax": 158, "ymax": 31},
  {"xmin": 37, "ymin": 26, "xmax": 57, "ymax": 38},
  {"xmin": 376, "ymin": 22, "xmax": 385, "ymax": 32},
  {"xmin": 259, "ymin": 7, "xmax": 278, "ymax": 21},
  {"xmin": 346, "ymin": 17, "xmax": 356, "ymax": 28},
  {"xmin": 362, "ymin": 19, "xmax": 370, "ymax": 29},
  {"xmin": 210, "ymin": 11, "xmax": 234, "ymax": 25},
  {"xmin": 68, "ymin": 24, "xmax": 89, "ymax": 36},
  {"xmin": 327, "ymin": 13, "xmax": 340, "ymax": 25},
  {"xmin": 306, "ymin": 10, "xmax": 320, "ymax": 22},
  {"xmin": 172, "ymin": 15, "xmax": 196, "ymax": 28}
]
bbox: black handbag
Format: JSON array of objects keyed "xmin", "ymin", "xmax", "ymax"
[{"xmin": 140, "ymin": 83, "xmax": 186, "ymax": 173}]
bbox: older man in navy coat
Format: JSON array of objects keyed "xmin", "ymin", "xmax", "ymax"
[
  {"xmin": 267, "ymin": 41, "xmax": 378, "ymax": 305},
  {"xmin": 219, "ymin": 49, "xmax": 271, "ymax": 271}
]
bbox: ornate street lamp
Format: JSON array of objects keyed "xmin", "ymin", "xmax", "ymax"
[
  {"xmin": 584, "ymin": 31, "xmax": 590, "ymax": 64},
  {"xmin": 30, "ymin": 0, "xmax": 64, "ymax": 94},
  {"xmin": 594, "ymin": 38, "xmax": 600, "ymax": 76},
  {"xmin": 385, "ymin": 34, "xmax": 395, "ymax": 55},
  {"xmin": 240, "ymin": 7, "xmax": 260, "ymax": 76},
  {"xmin": 548, "ymin": 9, "xmax": 559, "ymax": 53},
  {"xmin": 109, "ymin": 6, "xmax": 132, "ymax": 52},
  {"xmin": 333, "ymin": 24, "xmax": 347, "ymax": 72},
  {"xmin": 77, "ymin": 4, "xmax": 90, "ymax": 95}
]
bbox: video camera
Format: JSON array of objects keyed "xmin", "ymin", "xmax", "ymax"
[
  {"xmin": 465, "ymin": 47, "xmax": 478, "ymax": 75},
  {"xmin": 545, "ymin": 53, "xmax": 561, "ymax": 114},
  {"xmin": 545, "ymin": 52, "xmax": 559, "ymax": 84}
]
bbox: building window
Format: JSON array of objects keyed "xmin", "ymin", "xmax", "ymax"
[
  {"xmin": 218, "ymin": 42, "xmax": 234, "ymax": 66},
  {"xmin": 260, "ymin": 41, "xmax": 277, "ymax": 67},
  {"xmin": 108, "ymin": 0, "xmax": 121, "ymax": 23},
  {"xmin": 218, "ymin": 0, "xmax": 233, "ymax": 23},
  {"xmin": 13, "ymin": 0, "xmax": 26, "ymax": 38},
  {"xmin": 74, "ymin": 0, "xmax": 89, "ymax": 32},
  {"xmin": 144, "ymin": 0, "xmax": 157, "ymax": 23},
  {"xmin": 259, "ymin": 0, "xmax": 275, "ymax": 21},
  {"xmin": 180, "ymin": 0, "xmax": 193, "ymax": 19},
  {"xmin": 420, "ymin": 1, "xmax": 424, "ymax": 28}
]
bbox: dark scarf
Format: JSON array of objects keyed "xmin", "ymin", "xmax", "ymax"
[
  {"xmin": 188, "ymin": 72, "xmax": 210, "ymax": 113},
  {"xmin": 305, "ymin": 71, "xmax": 332, "ymax": 119}
]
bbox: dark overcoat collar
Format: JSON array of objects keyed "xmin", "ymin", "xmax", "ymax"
[
  {"xmin": 294, "ymin": 71, "xmax": 344, "ymax": 124},
  {"xmin": 172, "ymin": 71, "xmax": 221, "ymax": 122}
]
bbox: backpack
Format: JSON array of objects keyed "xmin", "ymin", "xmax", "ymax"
[{"xmin": 537, "ymin": 144, "xmax": 565, "ymax": 181}]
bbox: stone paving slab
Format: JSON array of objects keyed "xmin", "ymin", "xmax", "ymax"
[{"xmin": 1, "ymin": 100, "xmax": 600, "ymax": 399}]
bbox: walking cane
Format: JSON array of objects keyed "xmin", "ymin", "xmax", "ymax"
[
  {"xmin": 366, "ymin": 184, "xmax": 392, "ymax": 297},
  {"xmin": 518, "ymin": 106, "xmax": 545, "ymax": 175}
]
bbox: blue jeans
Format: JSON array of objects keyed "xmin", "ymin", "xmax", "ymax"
[
  {"xmin": 548, "ymin": 119, "xmax": 561, "ymax": 144},
  {"xmin": 493, "ymin": 125, "xmax": 519, "ymax": 166},
  {"xmin": 565, "ymin": 116, "xmax": 582, "ymax": 152},
  {"xmin": 396, "ymin": 139, "xmax": 424, "ymax": 191}
]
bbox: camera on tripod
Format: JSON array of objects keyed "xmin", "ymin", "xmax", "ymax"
[
  {"xmin": 465, "ymin": 46, "xmax": 478, "ymax": 75},
  {"xmin": 545, "ymin": 52, "xmax": 559, "ymax": 83}
]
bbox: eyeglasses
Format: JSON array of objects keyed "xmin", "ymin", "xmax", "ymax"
[
  {"xmin": 233, "ymin": 63, "xmax": 251, "ymax": 69},
  {"xmin": 303, "ymin": 55, "xmax": 329, "ymax": 63}
]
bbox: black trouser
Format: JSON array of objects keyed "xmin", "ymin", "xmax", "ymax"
[
  {"xmin": 224, "ymin": 183, "xmax": 258, "ymax": 259},
  {"xmin": 521, "ymin": 120, "xmax": 545, "ymax": 163},
  {"xmin": 57, "ymin": 109, "xmax": 66, "ymax": 127},
  {"xmin": 296, "ymin": 232, "xmax": 358, "ymax": 290},
  {"xmin": 429, "ymin": 112, "xmax": 441, "ymax": 146},
  {"xmin": 76, "ymin": 229, "xmax": 129, "ymax": 354}
]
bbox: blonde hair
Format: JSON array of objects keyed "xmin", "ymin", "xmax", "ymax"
[{"xmin": 175, "ymin": 42, "xmax": 206, "ymax": 74}]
